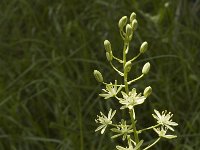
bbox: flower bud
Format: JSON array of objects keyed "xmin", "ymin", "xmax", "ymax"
[
  {"xmin": 130, "ymin": 12, "xmax": 136, "ymax": 22},
  {"xmin": 118, "ymin": 16, "xmax": 127, "ymax": 29},
  {"xmin": 106, "ymin": 52, "xmax": 113, "ymax": 61},
  {"xmin": 143, "ymin": 86, "xmax": 152, "ymax": 97},
  {"xmin": 142, "ymin": 62, "xmax": 150, "ymax": 74},
  {"xmin": 93, "ymin": 70, "xmax": 103, "ymax": 83},
  {"xmin": 131, "ymin": 19, "xmax": 138, "ymax": 30},
  {"xmin": 126, "ymin": 24, "xmax": 133, "ymax": 38},
  {"xmin": 124, "ymin": 61, "xmax": 132, "ymax": 72},
  {"xmin": 104, "ymin": 40, "xmax": 112, "ymax": 53},
  {"xmin": 140, "ymin": 41, "xmax": 148, "ymax": 53}
]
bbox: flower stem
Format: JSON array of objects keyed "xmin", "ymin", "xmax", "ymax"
[
  {"xmin": 123, "ymin": 42, "xmax": 129, "ymax": 93},
  {"xmin": 129, "ymin": 109, "xmax": 140, "ymax": 149},
  {"xmin": 138, "ymin": 124, "xmax": 160, "ymax": 134},
  {"xmin": 143, "ymin": 137, "xmax": 161, "ymax": 150},
  {"xmin": 128, "ymin": 74, "xmax": 144, "ymax": 85}
]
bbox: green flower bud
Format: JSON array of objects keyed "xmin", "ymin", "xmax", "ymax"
[
  {"xmin": 124, "ymin": 61, "xmax": 132, "ymax": 72},
  {"xmin": 130, "ymin": 12, "xmax": 136, "ymax": 22},
  {"xmin": 143, "ymin": 86, "xmax": 152, "ymax": 97},
  {"xmin": 93, "ymin": 70, "xmax": 103, "ymax": 83},
  {"xmin": 118, "ymin": 16, "xmax": 127, "ymax": 29},
  {"xmin": 131, "ymin": 19, "xmax": 138, "ymax": 30},
  {"xmin": 142, "ymin": 62, "xmax": 150, "ymax": 74},
  {"xmin": 140, "ymin": 41, "xmax": 148, "ymax": 53},
  {"xmin": 126, "ymin": 24, "xmax": 133, "ymax": 38},
  {"xmin": 106, "ymin": 52, "xmax": 113, "ymax": 61},
  {"xmin": 104, "ymin": 40, "xmax": 112, "ymax": 53}
]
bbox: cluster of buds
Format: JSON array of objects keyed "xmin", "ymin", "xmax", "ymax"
[{"xmin": 93, "ymin": 12, "xmax": 178, "ymax": 150}]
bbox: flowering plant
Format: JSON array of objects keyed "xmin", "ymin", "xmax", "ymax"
[{"xmin": 94, "ymin": 12, "xmax": 178, "ymax": 150}]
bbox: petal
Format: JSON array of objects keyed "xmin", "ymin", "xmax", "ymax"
[
  {"xmin": 152, "ymin": 114, "xmax": 159, "ymax": 120},
  {"xmin": 131, "ymin": 88, "xmax": 136, "ymax": 96},
  {"xmin": 117, "ymin": 85, "xmax": 123, "ymax": 93},
  {"xmin": 101, "ymin": 126, "xmax": 107, "ymax": 134},
  {"xmin": 111, "ymin": 110, "xmax": 116, "ymax": 119},
  {"xmin": 165, "ymin": 124, "xmax": 175, "ymax": 131},
  {"xmin": 162, "ymin": 134, "xmax": 177, "ymax": 139},
  {"xmin": 95, "ymin": 124, "xmax": 105, "ymax": 132},
  {"xmin": 135, "ymin": 97, "xmax": 145, "ymax": 105},
  {"xmin": 111, "ymin": 133, "xmax": 122, "ymax": 139},
  {"xmin": 108, "ymin": 109, "xmax": 112, "ymax": 119},
  {"xmin": 121, "ymin": 91, "xmax": 128, "ymax": 99},
  {"xmin": 99, "ymin": 93, "xmax": 109, "ymax": 98},
  {"xmin": 133, "ymin": 140, "xmax": 143, "ymax": 150},
  {"xmin": 154, "ymin": 109, "xmax": 162, "ymax": 118},
  {"xmin": 116, "ymin": 146, "xmax": 127, "ymax": 150},
  {"xmin": 167, "ymin": 121, "xmax": 178, "ymax": 126}
]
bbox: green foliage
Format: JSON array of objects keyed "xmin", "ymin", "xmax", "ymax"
[{"xmin": 0, "ymin": 0, "xmax": 199, "ymax": 150}]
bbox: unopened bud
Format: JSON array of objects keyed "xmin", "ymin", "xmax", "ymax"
[
  {"xmin": 131, "ymin": 19, "xmax": 138, "ymax": 30},
  {"xmin": 130, "ymin": 12, "xmax": 136, "ymax": 22},
  {"xmin": 118, "ymin": 16, "xmax": 127, "ymax": 29},
  {"xmin": 140, "ymin": 41, "xmax": 148, "ymax": 53},
  {"xmin": 106, "ymin": 52, "xmax": 113, "ymax": 61},
  {"xmin": 93, "ymin": 70, "xmax": 103, "ymax": 83},
  {"xmin": 143, "ymin": 86, "xmax": 152, "ymax": 97},
  {"xmin": 104, "ymin": 40, "xmax": 112, "ymax": 53},
  {"xmin": 142, "ymin": 62, "xmax": 150, "ymax": 74},
  {"xmin": 124, "ymin": 61, "xmax": 132, "ymax": 72},
  {"xmin": 126, "ymin": 24, "xmax": 133, "ymax": 38}
]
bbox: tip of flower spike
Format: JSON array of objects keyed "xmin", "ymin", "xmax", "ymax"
[
  {"xmin": 118, "ymin": 16, "xmax": 128, "ymax": 29},
  {"xmin": 130, "ymin": 12, "xmax": 136, "ymax": 22}
]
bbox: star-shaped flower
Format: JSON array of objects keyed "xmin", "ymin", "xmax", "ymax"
[
  {"xmin": 119, "ymin": 88, "xmax": 146, "ymax": 110},
  {"xmin": 99, "ymin": 80, "xmax": 123, "ymax": 99},
  {"xmin": 153, "ymin": 126, "xmax": 177, "ymax": 139},
  {"xmin": 95, "ymin": 109, "xmax": 116, "ymax": 134},
  {"xmin": 152, "ymin": 109, "xmax": 178, "ymax": 131},
  {"xmin": 111, "ymin": 120, "xmax": 133, "ymax": 141}
]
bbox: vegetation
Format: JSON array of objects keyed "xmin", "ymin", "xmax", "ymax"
[{"xmin": 0, "ymin": 0, "xmax": 199, "ymax": 150}]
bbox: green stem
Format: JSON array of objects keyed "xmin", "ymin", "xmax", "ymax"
[
  {"xmin": 143, "ymin": 137, "xmax": 161, "ymax": 150},
  {"xmin": 138, "ymin": 124, "xmax": 160, "ymax": 134},
  {"xmin": 128, "ymin": 74, "xmax": 144, "ymax": 85},
  {"xmin": 123, "ymin": 42, "xmax": 129, "ymax": 93},
  {"xmin": 130, "ymin": 52, "xmax": 141, "ymax": 62},
  {"xmin": 110, "ymin": 61, "xmax": 124, "ymax": 76},
  {"xmin": 129, "ymin": 109, "xmax": 140, "ymax": 149},
  {"xmin": 103, "ymin": 82, "xmax": 125, "ymax": 87},
  {"xmin": 122, "ymin": 39, "xmax": 140, "ymax": 149},
  {"xmin": 113, "ymin": 55, "xmax": 123, "ymax": 63}
]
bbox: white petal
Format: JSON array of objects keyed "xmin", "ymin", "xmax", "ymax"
[
  {"xmin": 154, "ymin": 109, "xmax": 161, "ymax": 118},
  {"xmin": 163, "ymin": 134, "xmax": 177, "ymax": 139},
  {"xmin": 136, "ymin": 97, "xmax": 145, "ymax": 105},
  {"xmin": 111, "ymin": 110, "xmax": 116, "ymax": 119},
  {"xmin": 95, "ymin": 125, "xmax": 105, "ymax": 132},
  {"xmin": 101, "ymin": 126, "xmax": 107, "ymax": 134},
  {"xmin": 167, "ymin": 121, "xmax": 178, "ymax": 126}
]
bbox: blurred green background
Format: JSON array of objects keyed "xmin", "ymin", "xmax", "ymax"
[{"xmin": 0, "ymin": 0, "xmax": 200, "ymax": 149}]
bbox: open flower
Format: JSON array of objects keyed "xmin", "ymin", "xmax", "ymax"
[
  {"xmin": 116, "ymin": 135, "xmax": 143, "ymax": 150},
  {"xmin": 153, "ymin": 126, "xmax": 177, "ymax": 139},
  {"xmin": 152, "ymin": 109, "xmax": 178, "ymax": 131},
  {"xmin": 99, "ymin": 80, "xmax": 123, "ymax": 99},
  {"xmin": 111, "ymin": 120, "xmax": 133, "ymax": 141},
  {"xmin": 95, "ymin": 109, "xmax": 116, "ymax": 134},
  {"xmin": 119, "ymin": 88, "xmax": 146, "ymax": 109}
]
